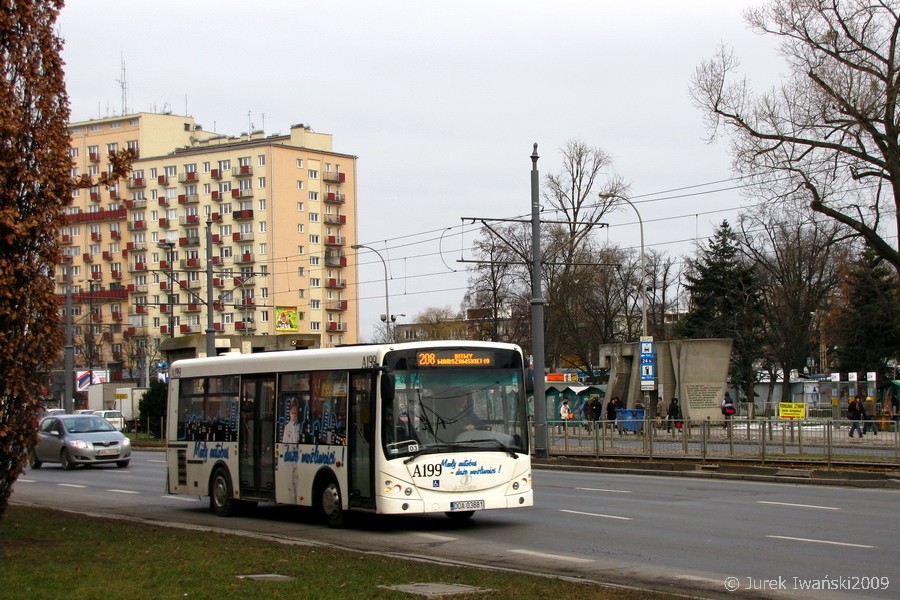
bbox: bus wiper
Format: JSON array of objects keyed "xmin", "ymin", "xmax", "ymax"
[{"xmin": 467, "ymin": 437, "xmax": 519, "ymax": 459}]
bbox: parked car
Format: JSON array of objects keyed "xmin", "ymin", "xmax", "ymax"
[
  {"xmin": 74, "ymin": 409, "xmax": 96, "ymax": 414},
  {"xmin": 92, "ymin": 410, "xmax": 126, "ymax": 432},
  {"xmin": 29, "ymin": 414, "xmax": 131, "ymax": 469}
]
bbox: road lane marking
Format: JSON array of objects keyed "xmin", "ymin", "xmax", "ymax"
[
  {"xmin": 58, "ymin": 484, "xmax": 87, "ymax": 488},
  {"xmin": 576, "ymin": 487, "xmax": 632, "ymax": 494},
  {"xmin": 17, "ymin": 479, "xmax": 35, "ymax": 483},
  {"xmin": 510, "ymin": 549, "xmax": 594, "ymax": 563},
  {"xmin": 147, "ymin": 459, "xmax": 167, "ymax": 463},
  {"xmin": 160, "ymin": 495, "xmax": 202, "ymax": 502},
  {"xmin": 560, "ymin": 509, "xmax": 632, "ymax": 520},
  {"xmin": 413, "ymin": 533, "xmax": 458, "ymax": 542},
  {"xmin": 757, "ymin": 500, "xmax": 839, "ymax": 510},
  {"xmin": 107, "ymin": 489, "xmax": 140, "ymax": 494},
  {"xmin": 767, "ymin": 535, "xmax": 875, "ymax": 549}
]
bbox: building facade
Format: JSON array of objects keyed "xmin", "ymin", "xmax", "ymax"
[{"xmin": 59, "ymin": 112, "xmax": 358, "ymax": 377}]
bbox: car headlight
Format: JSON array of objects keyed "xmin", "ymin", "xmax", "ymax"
[
  {"xmin": 70, "ymin": 440, "xmax": 89, "ymax": 449},
  {"xmin": 121, "ymin": 437, "xmax": 131, "ymax": 446}
]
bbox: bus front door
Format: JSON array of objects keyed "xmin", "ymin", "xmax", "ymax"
[
  {"xmin": 348, "ymin": 373, "xmax": 375, "ymax": 509},
  {"xmin": 239, "ymin": 375, "xmax": 276, "ymax": 500}
]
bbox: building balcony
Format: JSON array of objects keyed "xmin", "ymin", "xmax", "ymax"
[
  {"xmin": 180, "ymin": 324, "xmax": 195, "ymax": 334},
  {"xmin": 126, "ymin": 283, "xmax": 148, "ymax": 293},
  {"xmin": 159, "ymin": 303, "xmax": 170, "ymax": 314},
  {"xmin": 127, "ymin": 177, "xmax": 145, "ymax": 188},
  {"xmin": 327, "ymin": 321, "xmax": 347, "ymax": 332},
  {"xmin": 212, "ymin": 277, "xmax": 225, "ymax": 288},
  {"xmin": 234, "ymin": 276, "xmax": 255, "ymax": 287},
  {"xmin": 125, "ymin": 241, "xmax": 147, "ymax": 251},
  {"xmin": 179, "ymin": 257, "xmax": 201, "ymax": 269},
  {"xmin": 125, "ymin": 199, "xmax": 147, "ymax": 210},
  {"xmin": 211, "ymin": 256, "xmax": 222, "ymax": 265},
  {"xmin": 127, "ymin": 220, "xmax": 146, "ymax": 231},
  {"xmin": 232, "ymin": 231, "xmax": 254, "ymax": 242},
  {"xmin": 231, "ymin": 188, "xmax": 253, "ymax": 199},
  {"xmin": 323, "ymin": 214, "xmax": 347, "ymax": 226},
  {"xmin": 108, "ymin": 189, "xmax": 119, "ymax": 200},
  {"xmin": 89, "ymin": 152, "xmax": 100, "ymax": 163},
  {"xmin": 102, "ymin": 251, "xmax": 113, "ymax": 261},
  {"xmin": 157, "ymin": 175, "xmax": 169, "ymax": 185},
  {"xmin": 110, "ymin": 230, "xmax": 121, "ymax": 240},
  {"xmin": 232, "ymin": 165, "xmax": 253, "ymax": 177},
  {"xmin": 211, "ymin": 191, "xmax": 222, "ymax": 201},
  {"xmin": 90, "ymin": 191, "xmax": 100, "ymax": 202},
  {"xmin": 158, "ymin": 197, "xmax": 170, "ymax": 207},
  {"xmin": 325, "ymin": 300, "xmax": 348, "ymax": 312},
  {"xmin": 110, "ymin": 270, "xmax": 122, "ymax": 280},
  {"xmin": 134, "ymin": 304, "xmax": 147, "ymax": 314},
  {"xmin": 177, "ymin": 172, "xmax": 199, "ymax": 183},
  {"xmin": 324, "ymin": 254, "xmax": 347, "ymax": 268},
  {"xmin": 160, "ymin": 324, "xmax": 170, "ymax": 335},
  {"xmin": 90, "ymin": 231, "xmax": 102, "ymax": 242},
  {"xmin": 211, "ymin": 234, "xmax": 223, "ymax": 245},
  {"xmin": 324, "ymin": 192, "xmax": 345, "ymax": 204},
  {"xmin": 232, "ymin": 209, "xmax": 254, "ymax": 220},
  {"xmin": 179, "ymin": 235, "xmax": 201, "ymax": 247},
  {"xmin": 179, "ymin": 214, "xmax": 200, "ymax": 226},
  {"xmin": 61, "ymin": 234, "xmax": 72, "ymax": 244},
  {"xmin": 210, "ymin": 168, "xmax": 222, "ymax": 179},
  {"xmin": 82, "ymin": 252, "xmax": 93, "ymax": 263},
  {"xmin": 237, "ymin": 298, "xmax": 255, "ymax": 309},
  {"xmin": 210, "ymin": 211, "xmax": 222, "ymax": 222},
  {"xmin": 178, "ymin": 194, "xmax": 199, "ymax": 205},
  {"xmin": 111, "ymin": 311, "xmax": 122, "ymax": 322},
  {"xmin": 323, "ymin": 171, "xmax": 346, "ymax": 183},
  {"xmin": 128, "ymin": 262, "xmax": 148, "ymax": 273},
  {"xmin": 213, "ymin": 300, "xmax": 225, "ymax": 311},
  {"xmin": 325, "ymin": 278, "xmax": 347, "ymax": 289},
  {"xmin": 181, "ymin": 279, "xmax": 201, "ymax": 290},
  {"xmin": 184, "ymin": 303, "xmax": 201, "ymax": 313},
  {"xmin": 234, "ymin": 253, "xmax": 254, "ymax": 264},
  {"xmin": 324, "ymin": 235, "xmax": 346, "ymax": 246},
  {"xmin": 235, "ymin": 320, "xmax": 256, "ymax": 331}
]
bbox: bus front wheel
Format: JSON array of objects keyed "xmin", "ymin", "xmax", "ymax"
[
  {"xmin": 318, "ymin": 479, "xmax": 344, "ymax": 528},
  {"xmin": 210, "ymin": 468, "xmax": 237, "ymax": 517}
]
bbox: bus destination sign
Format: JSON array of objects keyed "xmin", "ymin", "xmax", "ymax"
[{"xmin": 417, "ymin": 350, "xmax": 494, "ymax": 367}]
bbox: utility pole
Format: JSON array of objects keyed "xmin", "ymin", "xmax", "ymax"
[
  {"xmin": 529, "ymin": 144, "xmax": 548, "ymax": 458},
  {"xmin": 205, "ymin": 218, "xmax": 216, "ymax": 357},
  {"xmin": 64, "ymin": 262, "xmax": 74, "ymax": 413}
]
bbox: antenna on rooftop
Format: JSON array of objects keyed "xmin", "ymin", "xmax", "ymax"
[{"xmin": 116, "ymin": 54, "xmax": 128, "ymax": 115}]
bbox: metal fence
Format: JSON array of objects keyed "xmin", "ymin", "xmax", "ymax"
[{"xmin": 542, "ymin": 417, "xmax": 900, "ymax": 466}]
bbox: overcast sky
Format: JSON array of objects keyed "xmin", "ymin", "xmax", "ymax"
[{"xmin": 58, "ymin": 0, "xmax": 782, "ymax": 337}]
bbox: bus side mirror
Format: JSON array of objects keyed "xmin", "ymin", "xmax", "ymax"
[{"xmin": 381, "ymin": 372, "xmax": 396, "ymax": 403}]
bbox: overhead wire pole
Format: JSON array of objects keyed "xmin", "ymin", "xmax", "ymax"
[
  {"xmin": 64, "ymin": 262, "xmax": 74, "ymax": 413},
  {"xmin": 205, "ymin": 218, "xmax": 216, "ymax": 357},
  {"xmin": 530, "ymin": 143, "xmax": 548, "ymax": 458}
]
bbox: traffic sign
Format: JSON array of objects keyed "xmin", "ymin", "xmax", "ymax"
[{"xmin": 639, "ymin": 335, "xmax": 655, "ymax": 390}]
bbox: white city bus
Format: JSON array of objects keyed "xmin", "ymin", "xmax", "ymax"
[{"xmin": 165, "ymin": 341, "xmax": 533, "ymax": 526}]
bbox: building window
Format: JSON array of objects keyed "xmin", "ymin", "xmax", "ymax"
[
  {"xmin": 69, "ymin": 147, "xmax": 79, "ymax": 158},
  {"xmin": 296, "ymin": 180, "xmax": 304, "ymax": 190},
  {"xmin": 310, "ymin": 322, "xmax": 321, "ymax": 331},
  {"xmin": 297, "ymin": 224, "xmax": 304, "ymax": 233},
  {"xmin": 310, "ymin": 278, "xmax": 320, "ymax": 287},
  {"xmin": 309, "ymin": 213, "xmax": 319, "ymax": 222},
  {"xmin": 259, "ymin": 221, "xmax": 267, "ymax": 233},
  {"xmin": 258, "ymin": 199, "xmax": 266, "ymax": 211},
  {"xmin": 297, "ymin": 246, "xmax": 305, "ymax": 255},
  {"xmin": 296, "ymin": 202, "xmax": 304, "ymax": 212},
  {"xmin": 308, "ymin": 191, "xmax": 318, "ymax": 201},
  {"xmin": 296, "ymin": 159, "xmax": 303, "ymax": 168},
  {"xmin": 202, "ymin": 161, "xmax": 210, "ymax": 173},
  {"xmin": 258, "ymin": 154, "xmax": 266, "ymax": 166},
  {"xmin": 309, "ymin": 234, "xmax": 319, "ymax": 244},
  {"xmin": 257, "ymin": 177, "xmax": 266, "ymax": 189},
  {"xmin": 164, "ymin": 165, "xmax": 176, "ymax": 177},
  {"xmin": 106, "ymin": 142, "xmax": 118, "ymax": 154},
  {"xmin": 311, "ymin": 300, "xmax": 320, "ymax": 309},
  {"xmin": 297, "ymin": 267, "xmax": 305, "ymax": 277},
  {"xmin": 309, "ymin": 256, "xmax": 320, "ymax": 266}
]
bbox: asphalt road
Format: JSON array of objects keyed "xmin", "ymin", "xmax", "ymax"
[{"xmin": 12, "ymin": 450, "xmax": 900, "ymax": 600}]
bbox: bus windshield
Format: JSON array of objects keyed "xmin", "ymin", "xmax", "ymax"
[{"xmin": 383, "ymin": 365, "xmax": 527, "ymax": 458}]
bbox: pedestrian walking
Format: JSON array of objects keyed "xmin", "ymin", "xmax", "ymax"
[
  {"xmin": 721, "ymin": 391, "xmax": 736, "ymax": 429},
  {"xmin": 848, "ymin": 395, "xmax": 864, "ymax": 438},
  {"xmin": 861, "ymin": 397, "xmax": 878, "ymax": 436},
  {"xmin": 667, "ymin": 398, "xmax": 682, "ymax": 432}
]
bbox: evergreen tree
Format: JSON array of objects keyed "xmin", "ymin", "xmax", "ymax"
[
  {"xmin": 0, "ymin": 0, "xmax": 71, "ymax": 520},
  {"xmin": 676, "ymin": 221, "xmax": 765, "ymax": 408},
  {"xmin": 828, "ymin": 251, "xmax": 900, "ymax": 381}
]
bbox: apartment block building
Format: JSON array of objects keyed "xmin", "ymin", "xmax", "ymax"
[{"xmin": 60, "ymin": 112, "xmax": 358, "ymax": 373}]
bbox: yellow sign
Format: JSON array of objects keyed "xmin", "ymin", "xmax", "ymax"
[
  {"xmin": 779, "ymin": 402, "xmax": 806, "ymax": 419},
  {"xmin": 275, "ymin": 306, "xmax": 299, "ymax": 333}
]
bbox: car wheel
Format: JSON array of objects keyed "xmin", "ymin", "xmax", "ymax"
[
  {"xmin": 209, "ymin": 468, "xmax": 237, "ymax": 517},
  {"xmin": 116, "ymin": 460, "xmax": 130, "ymax": 468},
  {"xmin": 60, "ymin": 449, "xmax": 75, "ymax": 470},
  {"xmin": 319, "ymin": 479, "xmax": 344, "ymax": 528},
  {"xmin": 28, "ymin": 450, "xmax": 42, "ymax": 469}
]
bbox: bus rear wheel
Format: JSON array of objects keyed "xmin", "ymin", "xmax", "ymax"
[
  {"xmin": 318, "ymin": 479, "xmax": 345, "ymax": 528},
  {"xmin": 210, "ymin": 468, "xmax": 238, "ymax": 517}
]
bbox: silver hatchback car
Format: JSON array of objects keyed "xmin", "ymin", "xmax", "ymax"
[{"xmin": 30, "ymin": 414, "xmax": 132, "ymax": 469}]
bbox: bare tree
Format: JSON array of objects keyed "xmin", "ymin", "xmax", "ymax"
[
  {"xmin": 0, "ymin": 0, "xmax": 71, "ymax": 520},
  {"xmin": 691, "ymin": 0, "xmax": 900, "ymax": 274},
  {"xmin": 739, "ymin": 208, "xmax": 845, "ymax": 404}
]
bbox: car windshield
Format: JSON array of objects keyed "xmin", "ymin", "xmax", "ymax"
[{"xmin": 63, "ymin": 416, "xmax": 116, "ymax": 433}]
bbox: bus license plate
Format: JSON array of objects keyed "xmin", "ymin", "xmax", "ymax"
[{"xmin": 450, "ymin": 500, "xmax": 484, "ymax": 511}]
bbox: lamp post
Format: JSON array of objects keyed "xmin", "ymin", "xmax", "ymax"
[
  {"xmin": 603, "ymin": 194, "xmax": 650, "ymax": 412},
  {"xmin": 86, "ymin": 277, "xmax": 95, "ymax": 388},
  {"xmin": 157, "ymin": 240, "xmax": 176, "ymax": 339},
  {"xmin": 351, "ymin": 243, "xmax": 391, "ymax": 342}
]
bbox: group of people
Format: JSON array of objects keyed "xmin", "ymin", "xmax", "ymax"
[{"xmin": 847, "ymin": 394, "xmax": 879, "ymax": 438}]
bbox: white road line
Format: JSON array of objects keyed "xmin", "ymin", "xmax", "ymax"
[
  {"xmin": 147, "ymin": 459, "xmax": 167, "ymax": 463},
  {"xmin": 17, "ymin": 479, "xmax": 35, "ymax": 483},
  {"xmin": 510, "ymin": 549, "xmax": 594, "ymax": 563},
  {"xmin": 58, "ymin": 483, "xmax": 87, "ymax": 488},
  {"xmin": 767, "ymin": 535, "xmax": 876, "ymax": 549},
  {"xmin": 107, "ymin": 489, "xmax": 140, "ymax": 494},
  {"xmin": 560, "ymin": 509, "xmax": 632, "ymax": 521},
  {"xmin": 413, "ymin": 532, "xmax": 458, "ymax": 542},
  {"xmin": 757, "ymin": 500, "xmax": 839, "ymax": 510},
  {"xmin": 576, "ymin": 487, "xmax": 632, "ymax": 494},
  {"xmin": 160, "ymin": 495, "xmax": 202, "ymax": 502}
]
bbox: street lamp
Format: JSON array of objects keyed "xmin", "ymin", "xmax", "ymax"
[
  {"xmin": 351, "ymin": 243, "xmax": 391, "ymax": 342},
  {"xmin": 157, "ymin": 240, "xmax": 176, "ymax": 339},
  {"xmin": 602, "ymin": 194, "xmax": 647, "ymax": 337}
]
